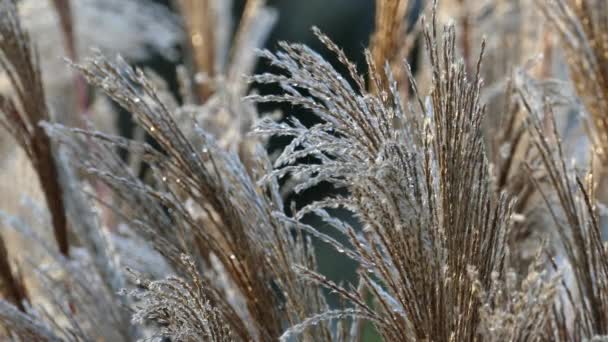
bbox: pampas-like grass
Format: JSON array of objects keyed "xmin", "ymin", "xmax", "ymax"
[{"xmin": 0, "ymin": 0, "xmax": 607, "ymax": 341}]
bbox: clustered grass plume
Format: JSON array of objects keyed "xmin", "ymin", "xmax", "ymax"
[
  {"xmin": 0, "ymin": 0, "xmax": 608, "ymax": 341},
  {"xmin": 249, "ymin": 5, "xmax": 556, "ymax": 340}
]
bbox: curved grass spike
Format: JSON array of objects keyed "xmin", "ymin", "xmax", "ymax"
[{"xmin": 0, "ymin": 0, "xmax": 69, "ymax": 256}]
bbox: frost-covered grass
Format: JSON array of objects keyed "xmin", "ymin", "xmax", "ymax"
[{"xmin": 0, "ymin": 0, "xmax": 608, "ymax": 341}]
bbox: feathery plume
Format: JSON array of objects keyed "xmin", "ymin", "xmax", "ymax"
[{"xmin": 250, "ymin": 3, "xmax": 555, "ymax": 339}]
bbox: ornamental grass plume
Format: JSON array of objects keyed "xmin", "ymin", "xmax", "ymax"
[{"xmin": 0, "ymin": 0, "xmax": 607, "ymax": 341}]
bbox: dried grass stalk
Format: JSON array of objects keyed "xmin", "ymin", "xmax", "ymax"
[
  {"xmin": 0, "ymin": 0, "xmax": 69, "ymax": 256},
  {"xmin": 369, "ymin": 0, "xmax": 411, "ymax": 93},
  {"xmin": 519, "ymin": 82, "xmax": 608, "ymax": 340},
  {"xmin": 0, "ymin": 236, "xmax": 26, "ymax": 311},
  {"xmin": 541, "ymin": 0, "xmax": 608, "ymax": 162},
  {"xmin": 175, "ymin": 0, "xmax": 221, "ymax": 101}
]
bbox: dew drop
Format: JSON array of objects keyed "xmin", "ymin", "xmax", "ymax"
[
  {"xmin": 194, "ymin": 72, "xmax": 207, "ymax": 83},
  {"xmin": 499, "ymin": 143, "xmax": 511, "ymax": 159},
  {"xmin": 510, "ymin": 213, "xmax": 525, "ymax": 223},
  {"xmin": 101, "ymin": 76, "xmax": 115, "ymax": 91}
]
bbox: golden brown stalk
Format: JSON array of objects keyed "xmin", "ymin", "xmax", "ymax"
[
  {"xmin": 176, "ymin": 0, "xmax": 216, "ymax": 101},
  {"xmin": 369, "ymin": 0, "xmax": 410, "ymax": 93}
]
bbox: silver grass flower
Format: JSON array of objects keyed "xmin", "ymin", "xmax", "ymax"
[
  {"xmin": 0, "ymin": 0, "xmax": 607, "ymax": 341},
  {"xmin": 250, "ymin": 4, "xmax": 556, "ymax": 340}
]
